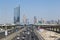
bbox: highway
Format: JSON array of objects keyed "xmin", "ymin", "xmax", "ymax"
[
  {"xmin": 0, "ymin": 27, "xmax": 23, "ymax": 39},
  {"xmin": 12, "ymin": 26, "xmax": 41, "ymax": 40},
  {"xmin": 0, "ymin": 26, "xmax": 44, "ymax": 40}
]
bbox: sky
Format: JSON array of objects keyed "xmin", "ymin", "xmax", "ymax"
[{"xmin": 0, "ymin": 0, "xmax": 60, "ymax": 24}]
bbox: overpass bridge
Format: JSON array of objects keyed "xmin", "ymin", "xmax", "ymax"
[
  {"xmin": 33, "ymin": 23, "xmax": 60, "ymax": 33},
  {"xmin": 0, "ymin": 23, "xmax": 60, "ymax": 33},
  {"xmin": 0, "ymin": 23, "xmax": 60, "ymax": 40}
]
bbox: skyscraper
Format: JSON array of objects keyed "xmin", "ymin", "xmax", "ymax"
[
  {"xmin": 14, "ymin": 6, "xmax": 20, "ymax": 24},
  {"xmin": 23, "ymin": 15, "xmax": 27, "ymax": 24},
  {"xmin": 34, "ymin": 16, "xmax": 37, "ymax": 24}
]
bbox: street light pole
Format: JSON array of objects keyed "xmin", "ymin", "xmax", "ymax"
[{"xmin": 5, "ymin": 26, "xmax": 8, "ymax": 40}]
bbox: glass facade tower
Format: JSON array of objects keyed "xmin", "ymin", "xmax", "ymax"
[{"xmin": 14, "ymin": 6, "xmax": 20, "ymax": 24}]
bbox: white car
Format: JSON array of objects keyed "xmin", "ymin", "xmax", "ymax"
[{"xmin": 17, "ymin": 36, "xmax": 20, "ymax": 39}]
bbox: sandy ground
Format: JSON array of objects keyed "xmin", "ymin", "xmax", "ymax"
[{"xmin": 37, "ymin": 29, "xmax": 60, "ymax": 40}]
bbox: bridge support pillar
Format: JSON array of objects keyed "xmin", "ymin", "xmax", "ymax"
[
  {"xmin": 59, "ymin": 28, "xmax": 60, "ymax": 33},
  {"xmin": 56, "ymin": 28, "xmax": 57, "ymax": 32},
  {"xmin": 52, "ymin": 28, "xmax": 54, "ymax": 31},
  {"xmin": 52, "ymin": 28, "xmax": 53, "ymax": 31},
  {"xmin": 51, "ymin": 27, "xmax": 52, "ymax": 30}
]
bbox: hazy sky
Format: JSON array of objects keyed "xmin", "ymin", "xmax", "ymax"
[{"xmin": 0, "ymin": 0, "xmax": 60, "ymax": 24}]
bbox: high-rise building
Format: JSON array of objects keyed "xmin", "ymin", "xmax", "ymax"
[
  {"xmin": 14, "ymin": 6, "xmax": 20, "ymax": 24},
  {"xmin": 34, "ymin": 16, "xmax": 37, "ymax": 24},
  {"xmin": 57, "ymin": 17, "xmax": 60, "ymax": 24},
  {"xmin": 23, "ymin": 15, "xmax": 27, "ymax": 24}
]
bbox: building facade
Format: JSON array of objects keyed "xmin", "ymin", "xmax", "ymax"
[
  {"xmin": 34, "ymin": 16, "xmax": 37, "ymax": 24},
  {"xmin": 14, "ymin": 6, "xmax": 20, "ymax": 24}
]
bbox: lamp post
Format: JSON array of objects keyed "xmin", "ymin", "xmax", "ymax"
[{"xmin": 5, "ymin": 25, "xmax": 8, "ymax": 39}]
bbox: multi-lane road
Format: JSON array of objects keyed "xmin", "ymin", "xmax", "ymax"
[
  {"xmin": 12, "ymin": 27, "xmax": 39, "ymax": 40},
  {"xmin": 0, "ymin": 27, "xmax": 23, "ymax": 39},
  {"xmin": 0, "ymin": 26, "xmax": 44, "ymax": 40}
]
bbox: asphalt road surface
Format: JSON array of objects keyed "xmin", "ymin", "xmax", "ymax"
[{"xmin": 12, "ymin": 27, "xmax": 39, "ymax": 40}]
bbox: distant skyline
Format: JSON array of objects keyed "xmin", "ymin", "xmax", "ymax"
[{"xmin": 0, "ymin": 0, "xmax": 60, "ymax": 24}]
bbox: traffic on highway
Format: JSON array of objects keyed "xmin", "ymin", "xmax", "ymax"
[
  {"xmin": 12, "ymin": 27, "xmax": 39, "ymax": 40},
  {"xmin": 0, "ymin": 27, "xmax": 23, "ymax": 39}
]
